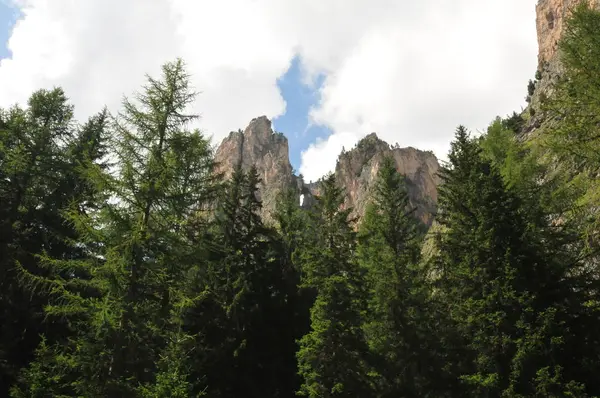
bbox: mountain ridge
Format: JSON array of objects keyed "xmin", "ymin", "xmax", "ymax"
[{"xmin": 214, "ymin": 116, "xmax": 440, "ymax": 225}]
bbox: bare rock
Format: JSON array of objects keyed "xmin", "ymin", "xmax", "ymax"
[
  {"xmin": 214, "ymin": 116, "xmax": 294, "ymax": 220},
  {"xmin": 524, "ymin": 0, "xmax": 599, "ymax": 137},
  {"xmin": 321, "ymin": 133, "xmax": 440, "ymax": 226},
  {"xmin": 536, "ymin": 0, "xmax": 598, "ymax": 70},
  {"xmin": 215, "ymin": 117, "xmax": 440, "ymax": 226}
]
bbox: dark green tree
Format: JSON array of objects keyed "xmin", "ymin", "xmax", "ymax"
[
  {"xmin": 272, "ymin": 187, "xmax": 315, "ymax": 394},
  {"xmin": 182, "ymin": 164, "xmax": 300, "ymax": 397},
  {"xmin": 357, "ymin": 156, "xmax": 438, "ymax": 397},
  {"xmin": 12, "ymin": 59, "xmax": 219, "ymax": 397},
  {"xmin": 0, "ymin": 89, "xmax": 109, "ymax": 395},
  {"xmin": 433, "ymin": 126, "xmax": 600, "ymax": 397},
  {"xmin": 296, "ymin": 174, "xmax": 371, "ymax": 397}
]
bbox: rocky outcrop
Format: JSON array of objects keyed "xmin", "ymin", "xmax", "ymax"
[
  {"xmin": 215, "ymin": 118, "xmax": 441, "ymax": 226},
  {"xmin": 214, "ymin": 116, "xmax": 294, "ymax": 220},
  {"xmin": 525, "ymin": 0, "xmax": 599, "ymax": 137},
  {"xmin": 536, "ymin": 0, "xmax": 598, "ymax": 69},
  {"xmin": 326, "ymin": 133, "xmax": 440, "ymax": 226}
]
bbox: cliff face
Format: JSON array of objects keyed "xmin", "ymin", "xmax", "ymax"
[
  {"xmin": 215, "ymin": 117, "xmax": 440, "ymax": 225},
  {"xmin": 214, "ymin": 116, "xmax": 295, "ymax": 220},
  {"xmin": 526, "ymin": 0, "xmax": 599, "ymax": 136},
  {"xmin": 536, "ymin": 0, "xmax": 598, "ymax": 69},
  {"xmin": 325, "ymin": 133, "xmax": 440, "ymax": 226}
]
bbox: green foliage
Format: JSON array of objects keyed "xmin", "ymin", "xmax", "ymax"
[
  {"xmin": 138, "ymin": 339, "xmax": 198, "ymax": 398},
  {"xmin": 526, "ymin": 79, "xmax": 536, "ymax": 102},
  {"xmin": 296, "ymin": 174, "xmax": 372, "ymax": 397},
  {"xmin": 3, "ymin": 10, "xmax": 600, "ymax": 394},
  {"xmin": 501, "ymin": 111, "xmax": 525, "ymax": 133},
  {"xmin": 480, "ymin": 117, "xmax": 542, "ymax": 190},
  {"xmin": 357, "ymin": 156, "xmax": 442, "ymax": 397},
  {"xmin": 10, "ymin": 59, "xmax": 220, "ymax": 396},
  {"xmin": 434, "ymin": 126, "xmax": 600, "ymax": 397},
  {"xmin": 0, "ymin": 88, "xmax": 109, "ymax": 395}
]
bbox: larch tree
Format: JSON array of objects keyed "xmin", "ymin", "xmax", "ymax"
[{"xmin": 12, "ymin": 59, "xmax": 219, "ymax": 397}]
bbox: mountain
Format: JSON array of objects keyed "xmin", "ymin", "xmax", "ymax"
[
  {"xmin": 214, "ymin": 116, "xmax": 296, "ymax": 218},
  {"xmin": 214, "ymin": 116, "xmax": 440, "ymax": 226},
  {"xmin": 214, "ymin": 1, "xmax": 599, "ymax": 228},
  {"xmin": 536, "ymin": 0, "xmax": 598, "ymax": 70},
  {"xmin": 321, "ymin": 133, "xmax": 439, "ymax": 225}
]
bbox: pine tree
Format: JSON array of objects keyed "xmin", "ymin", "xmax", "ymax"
[{"xmin": 296, "ymin": 174, "xmax": 371, "ymax": 397}]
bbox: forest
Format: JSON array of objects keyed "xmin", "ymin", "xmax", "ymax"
[{"xmin": 1, "ymin": 4, "xmax": 600, "ymax": 398}]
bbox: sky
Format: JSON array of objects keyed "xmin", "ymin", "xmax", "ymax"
[{"xmin": 0, "ymin": 0, "xmax": 539, "ymax": 181}]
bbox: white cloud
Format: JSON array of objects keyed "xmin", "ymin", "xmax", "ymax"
[
  {"xmin": 300, "ymin": 131, "xmax": 362, "ymax": 183},
  {"xmin": 0, "ymin": 0, "xmax": 291, "ymax": 138},
  {"xmin": 301, "ymin": 0, "xmax": 538, "ymax": 180},
  {"xmin": 0, "ymin": 0, "xmax": 538, "ymax": 181}
]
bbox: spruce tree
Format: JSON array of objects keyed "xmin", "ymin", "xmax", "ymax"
[
  {"xmin": 433, "ymin": 126, "xmax": 600, "ymax": 397},
  {"xmin": 272, "ymin": 187, "xmax": 315, "ymax": 393},
  {"xmin": 296, "ymin": 174, "xmax": 371, "ymax": 397},
  {"xmin": 0, "ymin": 89, "xmax": 103, "ymax": 395},
  {"xmin": 357, "ymin": 155, "xmax": 437, "ymax": 397},
  {"xmin": 181, "ymin": 164, "xmax": 298, "ymax": 397}
]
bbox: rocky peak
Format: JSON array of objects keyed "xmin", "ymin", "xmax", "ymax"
[
  {"xmin": 215, "ymin": 117, "xmax": 441, "ymax": 226},
  {"xmin": 214, "ymin": 116, "xmax": 294, "ymax": 220},
  {"xmin": 525, "ymin": 0, "xmax": 599, "ymax": 136},
  {"xmin": 330, "ymin": 133, "xmax": 440, "ymax": 226}
]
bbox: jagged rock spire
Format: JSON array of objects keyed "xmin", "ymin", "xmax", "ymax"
[{"xmin": 215, "ymin": 117, "xmax": 440, "ymax": 225}]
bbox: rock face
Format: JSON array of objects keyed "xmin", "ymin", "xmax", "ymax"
[
  {"xmin": 214, "ymin": 116, "xmax": 294, "ymax": 220},
  {"xmin": 536, "ymin": 0, "xmax": 598, "ymax": 69},
  {"xmin": 323, "ymin": 133, "xmax": 440, "ymax": 226},
  {"xmin": 525, "ymin": 0, "xmax": 599, "ymax": 136},
  {"xmin": 215, "ymin": 117, "xmax": 440, "ymax": 225}
]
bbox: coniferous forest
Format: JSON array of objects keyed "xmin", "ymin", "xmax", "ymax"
[{"xmin": 1, "ymin": 4, "xmax": 600, "ymax": 398}]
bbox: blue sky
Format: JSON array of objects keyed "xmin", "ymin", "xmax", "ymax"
[
  {"xmin": 272, "ymin": 56, "xmax": 331, "ymax": 171},
  {"xmin": 0, "ymin": 2, "xmax": 17, "ymax": 58}
]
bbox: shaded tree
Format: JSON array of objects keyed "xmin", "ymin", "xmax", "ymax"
[
  {"xmin": 433, "ymin": 126, "xmax": 600, "ymax": 397},
  {"xmin": 296, "ymin": 174, "xmax": 371, "ymax": 397}
]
